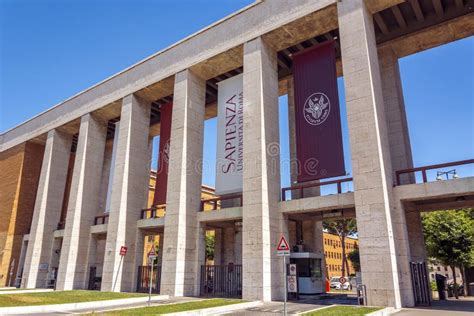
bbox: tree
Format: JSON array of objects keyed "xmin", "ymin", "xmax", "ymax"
[
  {"xmin": 422, "ymin": 209, "xmax": 474, "ymax": 298},
  {"xmin": 347, "ymin": 247, "xmax": 360, "ymax": 273},
  {"xmin": 323, "ymin": 218, "xmax": 358, "ymax": 277},
  {"xmin": 205, "ymin": 234, "xmax": 215, "ymax": 261}
]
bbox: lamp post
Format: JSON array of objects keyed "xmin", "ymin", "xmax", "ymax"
[{"xmin": 436, "ymin": 169, "xmax": 459, "ymax": 181}]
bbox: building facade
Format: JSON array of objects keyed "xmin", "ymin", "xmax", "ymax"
[
  {"xmin": 0, "ymin": 0, "xmax": 473, "ymax": 308},
  {"xmin": 324, "ymin": 233, "xmax": 358, "ymax": 278}
]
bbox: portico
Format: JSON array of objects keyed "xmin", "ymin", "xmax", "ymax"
[{"xmin": 1, "ymin": 0, "xmax": 473, "ymax": 309}]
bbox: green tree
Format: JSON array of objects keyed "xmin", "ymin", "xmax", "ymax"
[
  {"xmin": 347, "ymin": 247, "xmax": 360, "ymax": 272},
  {"xmin": 205, "ymin": 234, "xmax": 215, "ymax": 261},
  {"xmin": 422, "ymin": 209, "xmax": 474, "ymax": 298},
  {"xmin": 323, "ymin": 218, "xmax": 358, "ymax": 277}
]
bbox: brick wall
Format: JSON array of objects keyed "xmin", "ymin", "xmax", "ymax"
[{"xmin": 0, "ymin": 142, "xmax": 44, "ymax": 286}]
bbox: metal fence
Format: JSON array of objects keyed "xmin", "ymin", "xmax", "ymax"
[
  {"xmin": 200, "ymin": 265, "xmax": 242, "ymax": 298},
  {"xmin": 136, "ymin": 265, "xmax": 161, "ymax": 294},
  {"xmin": 410, "ymin": 261, "xmax": 431, "ymax": 306}
]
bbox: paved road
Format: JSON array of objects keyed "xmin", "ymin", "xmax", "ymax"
[{"xmin": 220, "ymin": 301, "xmax": 327, "ymax": 315}]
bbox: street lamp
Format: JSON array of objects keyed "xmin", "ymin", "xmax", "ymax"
[{"xmin": 436, "ymin": 169, "xmax": 459, "ymax": 181}]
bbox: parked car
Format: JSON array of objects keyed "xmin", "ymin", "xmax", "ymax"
[
  {"xmin": 330, "ymin": 276, "xmax": 352, "ymax": 290},
  {"xmin": 330, "ymin": 276, "xmax": 341, "ymax": 288}
]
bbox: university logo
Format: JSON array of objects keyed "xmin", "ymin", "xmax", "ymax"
[
  {"xmin": 303, "ymin": 92, "xmax": 330, "ymax": 126},
  {"xmin": 163, "ymin": 140, "xmax": 170, "ymax": 163}
]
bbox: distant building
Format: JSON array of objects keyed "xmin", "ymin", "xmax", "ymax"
[
  {"xmin": 428, "ymin": 260, "xmax": 462, "ymax": 284},
  {"xmin": 323, "ymin": 232, "xmax": 358, "ymax": 278}
]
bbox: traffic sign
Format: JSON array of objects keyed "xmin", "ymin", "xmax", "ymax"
[
  {"xmin": 277, "ymin": 235, "xmax": 290, "ymax": 256},
  {"xmin": 148, "ymin": 246, "xmax": 157, "ymax": 259},
  {"xmin": 119, "ymin": 246, "xmax": 128, "ymax": 256},
  {"xmin": 287, "ymin": 276, "xmax": 297, "ymax": 293},
  {"xmin": 289, "ymin": 264, "xmax": 297, "ymax": 276},
  {"xmin": 339, "ymin": 276, "xmax": 347, "ymax": 284}
]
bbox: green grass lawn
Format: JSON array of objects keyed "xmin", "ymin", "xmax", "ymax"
[
  {"xmin": 303, "ymin": 306, "xmax": 382, "ymax": 316},
  {"xmin": 97, "ymin": 299, "xmax": 243, "ymax": 315},
  {"xmin": 0, "ymin": 290, "xmax": 147, "ymax": 307}
]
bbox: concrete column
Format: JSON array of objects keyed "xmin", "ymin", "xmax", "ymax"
[
  {"xmin": 338, "ymin": 0, "xmax": 412, "ymax": 307},
  {"xmin": 132, "ymin": 229, "xmax": 146, "ymax": 291},
  {"xmin": 214, "ymin": 229, "xmax": 223, "ymax": 265},
  {"xmin": 56, "ymin": 114, "xmax": 107, "ymax": 290},
  {"xmin": 160, "ymin": 69, "xmax": 206, "ymax": 297},
  {"xmin": 242, "ymin": 37, "xmax": 284, "ymax": 301},
  {"xmin": 101, "ymin": 94, "xmax": 152, "ymax": 292},
  {"xmin": 22, "ymin": 129, "xmax": 72, "ymax": 288},
  {"xmin": 379, "ymin": 47, "xmax": 414, "ymax": 185},
  {"xmin": 222, "ymin": 227, "xmax": 236, "ymax": 265},
  {"xmin": 379, "ymin": 48, "xmax": 425, "ymax": 265}
]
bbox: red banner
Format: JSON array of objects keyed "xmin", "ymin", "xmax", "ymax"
[
  {"xmin": 153, "ymin": 102, "xmax": 172, "ymax": 205},
  {"xmin": 293, "ymin": 41, "xmax": 345, "ymax": 182}
]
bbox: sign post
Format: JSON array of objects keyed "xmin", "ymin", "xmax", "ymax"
[
  {"xmin": 112, "ymin": 246, "xmax": 127, "ymax": 292},
  {"xmin": 147, "ymin": 246, "xmax": 157, "ymax": 306},
  {"xmin": 277, "ymin": 235, "xmax": 290, "ymax": 316}
]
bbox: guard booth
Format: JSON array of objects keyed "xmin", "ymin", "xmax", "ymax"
[{"xmin": 289, "ymin": 252, "xmax": 325, "ymax": 295}]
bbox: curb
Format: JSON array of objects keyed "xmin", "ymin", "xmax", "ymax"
[
  {"xmin": 165, "ymin": 301, "xmax": 263, "ymax": 315},
  {"xmin": 0, "ymin": 294, "xmax": 169, "ymax": 315},
  {"xmin": 0, "ymin": 289, "xmax": 54, "ymax": 295},
  {"xmin": 366, "ymin": 307, "xmax": 396, "ymax": 316}
]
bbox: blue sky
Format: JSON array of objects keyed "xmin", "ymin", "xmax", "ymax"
[{"xmin": 1, "ymin": 1, "xmax": 473, "ymax": 191}]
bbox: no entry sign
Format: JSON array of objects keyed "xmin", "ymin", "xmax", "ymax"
[{"xmin": 119, "ymin": 246, "xmax": 127, "ymax": 256}]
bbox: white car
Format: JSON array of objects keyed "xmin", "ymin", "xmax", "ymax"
[{"xmin": 330, "ymin": 276, "xmax": 352, "ymax": 290}]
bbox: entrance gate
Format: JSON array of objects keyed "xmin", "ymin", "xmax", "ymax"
[
  {"xmin": 87, "ymin": 266, "xmax": 101, "ymax": 290},
  {"xmin": 410, "ymin": 261, "xmax": 431, "ymax": 306},
  {"xmin": 136, "ymin": 265, "xmax": 161, "ymax": 293},
  {"xmin": 200, "ymin": 265, "xmax": 242, "ymax": 298}
]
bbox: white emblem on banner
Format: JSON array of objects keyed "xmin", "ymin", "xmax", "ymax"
[
  {"xmin": 303, "ymin": 92, "xmax": 330, "ymax": 126},
  {"xmin": 215, "ymin": 74, "xmax": 244, "ymax": 195}
]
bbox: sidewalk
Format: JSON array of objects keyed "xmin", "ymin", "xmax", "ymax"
[{"xmin": 393, "ymin": 297, "xmax": 474, "ymax": 316}]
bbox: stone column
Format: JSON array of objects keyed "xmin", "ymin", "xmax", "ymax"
[
  {"xmin": 222, "ymin": 227, "xmax": 236, "ymax": 264},
  {"xmin": 160, "ymin": 69, "xmax": 206, "ymax": 297},
  {"xmin": 56, "ymin": 114, "xmax": 107, "ymax": 290},
  {"xmin": 242, "ymin": 37, "xmax": 284, "ymax": 301},
  {"xmin": 379, "ymin": 47, "xmax": 425, "ymax": 264},
  {"xmin": 338, "ymin": 0, "xmax": 412, "ymax": 307},
  {"xmin": 101, "ymin": 94, "xmax": 152, "ymax": 292},
  {"xmin": 22, "ymin": 129, "xmax": 72, "ymax": 288},
  {"xmin": 379, "ymin": 47, "xmax": 414, "ymax": 185},
  {"xmin": 214, "ymin": 229, "xmax": 223, "ymax": 265}
]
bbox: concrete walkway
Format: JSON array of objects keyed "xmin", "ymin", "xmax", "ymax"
[
  {"xmin": 393, "ymin": 297, "xmax": 474, "ymax": 316},
  {"xmin": 219, "ymin": 301, "xmax": 328, "ymax": 315},
  {"xmin": 0, "ymin": 289, "xmax": 54, "ymax": 295}
]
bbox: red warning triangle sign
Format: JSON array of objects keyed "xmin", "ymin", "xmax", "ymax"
[
  {"xmin": 148, "ymin": 246, "xmax": 157, "ymax": 257},
  {"xmin": 277, "ymin": 236, "xmax": 290, "ymax": 251}
]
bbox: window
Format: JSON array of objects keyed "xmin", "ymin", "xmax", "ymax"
[
  {"xmin": 437, "ymin": 267, "xmax": 441, "ymax": 271},
  {"xmin": 444, "ymin": 266, "xmax": 448, "ymax": 271}
]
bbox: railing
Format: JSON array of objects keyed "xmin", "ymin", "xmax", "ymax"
[
  {"xmin": 200, "ymin": 194, "xmax": 243, "ymax": 211},
  {"xmin": 200, "ymin": 264, "xmax": 242, "ymax": 298},
  {"xmin": 281, "ymin": 177, "xmax": 353, "ymax": 201},
  {"xmin": 141, "ymin": 205, "xmax": 166, "ymax": 219},
  {"xmin": 94, "ymin": 214, "xmax": 109, "ymax": 225},
  {"xmin": 136, "ymin": 265, "xmax": 161, "ymax": 294},
  {"xmin": 395, "ymin": 159, "xmax": 474, "ymax": 186}
]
